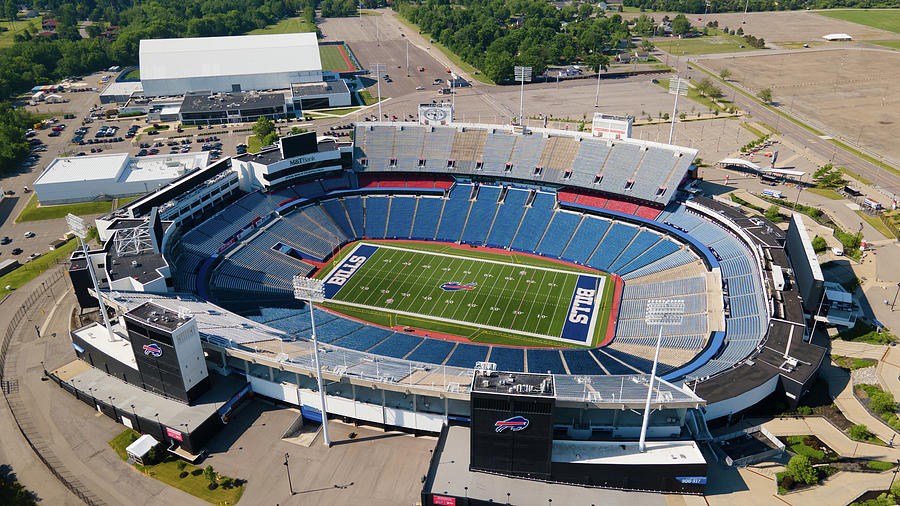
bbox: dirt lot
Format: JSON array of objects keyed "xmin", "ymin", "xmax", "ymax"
[
  {"xmin": 622, "ymin": 10, "xmax": 900, "ymax": 44},
  {"xmin": 703, "ymin": 49, "xmax": 900, "ymax": 164}
]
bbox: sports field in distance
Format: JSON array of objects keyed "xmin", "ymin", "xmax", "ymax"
[
  {"xmin": 320, "ymin": 243, "xmax": 611, "ymax": 346},
  {"xmin": 817, "ymin": 9, "xmax": 900, "ymax": 35},
  {"xmin": 246, "ymin": 16, "xmax": 316, "ymax": 35},
  {"xmin": 319, "ymin": 44, "xmax": 358, "ymax": 72}
]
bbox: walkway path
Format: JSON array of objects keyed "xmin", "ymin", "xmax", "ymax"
[{"xmin": 820, "ymin": 360, "xmax": 899, "ymax": 444}]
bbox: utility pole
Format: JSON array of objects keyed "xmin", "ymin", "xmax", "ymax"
[{"xmin": 406, "ymin": 38, "xmax": 410, "ymax": 77}]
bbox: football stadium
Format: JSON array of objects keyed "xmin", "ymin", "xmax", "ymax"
[{"xmin": 62, "ymin": 109, "xmax": 825, "ymax": 500}]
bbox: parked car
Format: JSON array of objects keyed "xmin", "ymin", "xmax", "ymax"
[{"xmin": 23, "ymin": 231, "xmax": 34, "ymax": 238}]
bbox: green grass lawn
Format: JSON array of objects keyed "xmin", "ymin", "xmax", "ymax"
[
  {"xmin": 0, "ymin": 237, "xmax": 77, "ymax": 297},
  {"xmin": 659, "ymin": 33, "xmax": 758, "ymax": 56},
  {"xmin": 855, "ymin": 210, "xmax": 895, "ymax": 239},
  {"xmin": 16, "ymin": 194, "xmax": 113, "ymax": 223},
  {"xmin": 319, "ymin": 44, "xmax": 357, "ymax": 72},
  {"xmin": 832, "ymin": 355, "xmax": 877, "ymax": 370},
  {"xmin": 246, "ymin": 134, "xmax": 263, "ymax": 153},
  {"xmin": 870, "ymin": 40, "xmax": 900, "ymax": 50},
  {"xmin": 654, "ymin": 78, "xmax": 731, "ymax": 113},
  {"xmin": 116, "ymin": 195, "xmax": 140, "ymax": 207},
  {"xmin": 318, "ymin": 241, "xmax": 610, "ymax": 347},
  {"xmin": 109, "ymin": 429, "xmax": 245, "ymax": 504},
  {"xmin": 0, "ymin": 16, "xmax": 42, "ymax": 50},
  {"xmin": 358, "ymin": 89, "xmax": 379, "ymax": 106},
  {"xmin": 122, "ymin": 68, "xmax": 140, "ymax": 80},
  {"xmin": 394, "ymin": 14, "xmax": 493, "ymax": 85},
  {"xmin": 246, "ymin": 16, "xmax": 315, "ymax": 35},
  {"xmin": 835, "ymin": 321, "xmax": 897, "ymax": 345},
  {"xmin": 806, "ymin": 187, "xmax": 843, "ymax": 200},
  {"xmin": 311, "ymin": 106, "xmax": 361, "ymax": 116},
  {"xmin": 817, "ymin": 9, "xmax": 900, "ymax": 35}
]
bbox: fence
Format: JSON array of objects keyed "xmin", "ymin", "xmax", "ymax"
[{"xmin": 0, "ymin": 268, "xmax": 106, "ymax": 505}]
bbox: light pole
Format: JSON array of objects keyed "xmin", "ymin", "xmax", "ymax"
[
  {"xmin": 67, "ymin": 213, "xmax": 115, "ymax": 342},
  {"xmin": 369, "ymin": 63, "xmax": 386, "ymax": 121},
  {"xmin": 284, "ymin": 452, "xmax": 294, "ymax": 495},
  {"xmin": 640, "ymin": 299, "xmax": 684, "ymax": 453},
  {"xmin": 668, "ymin": 77, "xmax": 688, "ymax": 145},
  {"xmin": 514, "ymin": 66, "xmax": 532, "ymax": 125},
  {"xmin": 891, "ymin": 282, "xmax": 900, "ymax": 311},
  {"xmin": 293, "ymin": 276, "xmax": 331, "ymax": 447},
  {"xmin": 406, "ymin": 38, "xmax": 410, "ymax": 77},
  {"xmin": 793, "ymin": 173, "xmax": 804, "ymax": 209},
  {"xmin": 594, "ymin": 63, "xmax": 602, "ymax": 108}
]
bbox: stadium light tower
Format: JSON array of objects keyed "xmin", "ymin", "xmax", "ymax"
[
  {"xmin": 667, "ymin": 77, "xmax": 688, "ymax": 144},
  {"xmin": 370, "ymin": 63, "xmax": 386, "ymax": 120},
  {"xmin": 514, "ymin": 66, "xmax": 532, "ymax": 125},
  {"xmin": 639, "ymin": 298, "xmax": 684, "ymax": 453},
  {"xmin": 67, "ymin": 213, "xmax": 115, "ymax": 342},
  {"xmin": 292, "ymin": 275, "xmax": 331, "ymax": 447}
]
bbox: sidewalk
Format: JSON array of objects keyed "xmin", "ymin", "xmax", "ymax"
[
  {"xmin": 831, "ymin": 340, "xmax": 888, "ymax": 360},
  {"xmin": 877, "ymin": 345, "xmax": 900, "ymax": 403},
  {"xmin": 820, "ymin": 360, "xmax": 899, "ymax": 444}
]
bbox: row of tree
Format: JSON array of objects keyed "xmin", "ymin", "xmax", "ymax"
[
  {"xmin": 622, "ymin": 0, "xmax": 899, "ymax": 14},
  {"xmin": 393, "ymin": 0, "xmax": 632, "ymax": 83}
]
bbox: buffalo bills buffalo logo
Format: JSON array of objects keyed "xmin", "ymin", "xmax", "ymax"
[
  {"xmin": 143, "ymin": 343, "xmax": 162, "ymax": 357},
  {"xmin": 494, "ymin": 416, "xmax": 529, "ymax": 432},
  {"xmin": 440, "ymin": 282, "xmax": 476, "ymax": 291}
]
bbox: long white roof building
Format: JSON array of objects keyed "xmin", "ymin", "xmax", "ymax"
[{"xmin": 139, "ymin": 33, "xmax": 323, "ymax": 97}]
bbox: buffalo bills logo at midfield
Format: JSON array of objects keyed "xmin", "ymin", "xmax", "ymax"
[
  {"xmin": 494, "ymin": 416, "xmax": 529, "ymax": 432},
  {"xmin": 440, "ymin": 282, "xmax": 477, "ymax": 292},
  {"xmin": 142, "ymin": 343, "xmax": 162, "ymax": 357}
]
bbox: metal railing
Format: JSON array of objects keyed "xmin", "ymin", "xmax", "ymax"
[{"xmin": 0, "ymin": 268, "xmax": 106, "ymax": 505}]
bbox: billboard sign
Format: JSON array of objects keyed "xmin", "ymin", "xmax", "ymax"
[{"xmin": 166, "ymin": 427, "xmax": 183, "ymax": 441}]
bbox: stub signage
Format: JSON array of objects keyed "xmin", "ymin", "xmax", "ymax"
[{"xmin": 166, "ymin": 427, "xmax": 183, "ymax": 441}]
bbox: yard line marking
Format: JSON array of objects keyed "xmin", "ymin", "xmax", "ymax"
[{"xmin": 509, "ymin": 269, "xmax": 539, "ymax": 329}]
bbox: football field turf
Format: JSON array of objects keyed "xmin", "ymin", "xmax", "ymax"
[
  {"xmin": 318, "ymin": 44, "xmax": 357, "ymax": 72},
  {"xmin": 321, "ymin": 243, "xmax": 609, "ymax": 346}
]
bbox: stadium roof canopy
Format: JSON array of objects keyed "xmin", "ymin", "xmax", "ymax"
[
  {"xmin": 717, "ymin": 158, "xmax": 761, "ymax": 171},
  {"xmin": 139, "ymin": 33, "xmax": 321, "ymax": 81}
]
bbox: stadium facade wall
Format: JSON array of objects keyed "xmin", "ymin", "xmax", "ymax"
[
  {"xmin": 703, "ymin": 368, "xmax": 779, "ymax": 420},
  {"xmin": 142, "ymin": 70, "xmax": 322, "ymax": 97}
]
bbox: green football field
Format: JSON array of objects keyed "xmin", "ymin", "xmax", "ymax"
[
  {"xmin": 321, "ymin": 243, "xmax": 610, "ymax": 346},
  {"xmin": 319, "ymin": 44, "xmax": 357, "ymax": 72}
]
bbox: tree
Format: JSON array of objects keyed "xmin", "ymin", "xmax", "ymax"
[
  {"xmin": 671, "ymin": 14, "xmax": 691, "ymax": 36},
  {"xmin": 203, "ymin": 465, "xmax": 217, "ymax": 486},
  {"xmin": 757, "ymin": 88, "xmax": 773, "ymax": 104},
  {"xmin": 786, "ymin": 455, "xmax": 818, "ymax": 485},
  {"xmin": 765, "ymin": 205, "xmax": 781, "ymax": 222},
  {"xmin": 86, "ymin": 24, "xmax": 102, "ymax": 38},
  {"xmin": 176, "ymin": 460, "xmax": 187, "ymax": 472},
  {"xmin": 719, "ymin": 68, "xmax": 731, "ymax": 80},
  {"xmin": 253, "ymin": 117, "xmax": 275, "ymax": 139},
  {"xmin": 290, "ymin": 126, "xmax": 307, "ymax": 135},
  {"xmin": 262, "ymin": 131, "xmax": 279, "ymax": 147},
  {"xmin": 811, "ymin": 236, "xmax": 827, "ymax": 253},
  {"xmin": 640, "ymin": 39, "xmax": 654, "ymax": 51},
  {"xmin": 849, "ymin": 424, "xmax": 872, "ymax": 442}
]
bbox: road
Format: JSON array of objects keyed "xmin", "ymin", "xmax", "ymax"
[{"xmin": 660, "ymin": 48, "xmax": 900, "ymax": 197}]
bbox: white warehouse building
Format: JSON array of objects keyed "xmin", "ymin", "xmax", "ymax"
[
  {"xmin": 34, "ymin": 152, "xmax": 211, "ymax": 205},
  {"xmin": 139, "ymin": 33, "xmax": 323, "ymax": 97}
]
